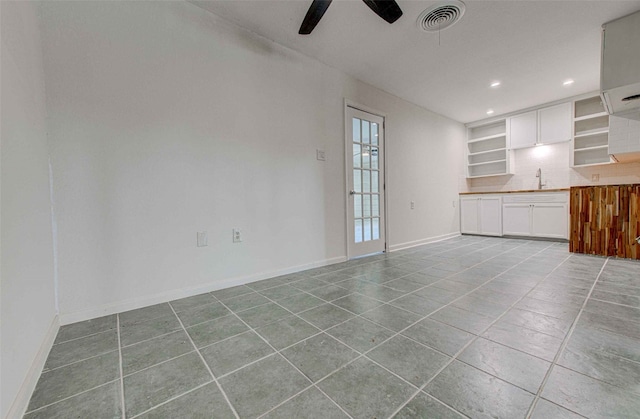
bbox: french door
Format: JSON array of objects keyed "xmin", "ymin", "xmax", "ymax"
[{"xmin": 346, "ymin": 106, "xmax": 386, "ymax": 258}]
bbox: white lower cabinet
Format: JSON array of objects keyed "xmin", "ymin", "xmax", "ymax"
[
  {"xmin": 502, "ymin": 193, "xmax": 568, "ymax": 239},
  {"xmin": 531, "ymin": 203, "xmax": 568, "ymax": 239},
  {"xmin": 461, "ymin": 192, "xmax": 568, "ymax": 239},
  {"xmin": 503, "ymin": 204, "xmax": 532, "ymax": 236},
  {"xmin": 460, "ymin": 196, "xmax": 502, "ymax": 236}
]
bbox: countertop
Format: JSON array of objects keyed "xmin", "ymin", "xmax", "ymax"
[{"xmin": 459, "ymin": 188, "xmax": 569, "ymax": 195}]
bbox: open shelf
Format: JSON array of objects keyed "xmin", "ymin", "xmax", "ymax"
[
  {"xmin": 572, "ymin": 95, "xmax": 610, "ymax": 167},
  {"xmin": 468, "ymin": 160, "xmax": 508, "ymax": 178},
  {"xmin": 467, "ymin": 119, "xmax": 510, "ymax": 178}
]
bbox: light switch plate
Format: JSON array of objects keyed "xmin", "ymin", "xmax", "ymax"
[
  {"xmin": 197, "ymin": 231, "xmax": 208, "ymax": 247},
  {"xmin": 316, "ymin": 149, "xmax": 326, "ymax": 161}
]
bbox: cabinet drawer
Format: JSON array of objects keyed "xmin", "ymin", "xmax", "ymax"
[{"xmin": 503, "ymin": 193, "xmax": 567, "ymax": 204}]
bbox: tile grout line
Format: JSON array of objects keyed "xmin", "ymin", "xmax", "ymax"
[
  {"xmin": 117, "ymin": 314, "xmax": 126, "ymax": 419},
  {"xmin": 212, "ymin": 298, "xmax": 356, "ymax": 419},
  {"xmin": 50, "ymin": 326, "xmax": 115, "ymax": 346},
  {"xmin": 120, "ymin": 351, "xmax": 201, "ymax": 379},
  {"xmin": 386, "ymin": 241, "xmax": 569, "ymax": 419},
  {"xmin": 524, "ymin": 257, "xmax": 610, "ymax": 419},
  {"xmin": 167, "ymin": 303, "xmax": 241, "ymax": 419},
  {"xmin": 38, "ymin": 348, "xmax": 120, "ymax": 374},
  {"xmin": 128, "ymin": 381, "xmax": 212, "ymax": 419},
  {"xmin": 120, "ymin": 328, "xmax": 185, "ymax": 350},
  {"xmin": 22, "ymin": 379, "xmax": 121, "ymax": 416}
]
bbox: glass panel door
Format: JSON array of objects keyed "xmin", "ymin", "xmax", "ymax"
[{"xmin": 347, "ymin": 107, "xmax": 385, "ymax": 258}]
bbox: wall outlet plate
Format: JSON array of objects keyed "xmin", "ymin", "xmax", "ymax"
[
  {"xmin": 233, "ymin": 228, "xmax": 242, "ymax": 243},
  {"xmin": 316, "ymin": 149, "xmax": 326, "ymax": 161}
]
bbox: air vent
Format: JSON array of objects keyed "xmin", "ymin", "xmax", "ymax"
[{"xmin": 417, "ymin": 1, "xmax": 466, "ymax": 32}]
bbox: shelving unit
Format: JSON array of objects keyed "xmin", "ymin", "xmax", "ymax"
[
  {"xmin": 467, "ymin": 120, "xmax": 511, "ymax": 178},
  {"xmin": 572, "ymin": 96, "xmax": 613, "ymax": 167}
]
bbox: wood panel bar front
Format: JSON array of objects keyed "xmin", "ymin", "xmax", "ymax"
[{"xmin": 570, "ymin": 184, "xmax": 640, "ymax": 259}]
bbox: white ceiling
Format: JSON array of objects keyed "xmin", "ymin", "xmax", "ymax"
[{"xmin": 191, "ymin": 0, "xmax": 640, "ymax": 123}]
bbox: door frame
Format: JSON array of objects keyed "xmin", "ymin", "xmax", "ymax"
[{"xmin": 344, "ymin": 99, "xmax": 388, "ymax": 260}]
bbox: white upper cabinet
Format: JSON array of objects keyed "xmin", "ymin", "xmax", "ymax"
[
  {"xmin": 509, "ymin": 111, "xmax": 537, "ymax": 149},
  {"xmin": 508, "ymin": 103, "xmax": 571, "ymax": 149},
  {"xmin": 538, "ymin": 102, "xmax": 572, "ymax": 145}
]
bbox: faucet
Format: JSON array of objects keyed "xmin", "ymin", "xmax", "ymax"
[{"xmin": 536, "ymin": 168, "xmax": 545, "ymax": 190}]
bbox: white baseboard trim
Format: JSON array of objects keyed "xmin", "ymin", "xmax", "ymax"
[
  {"xmin": 59, "ymin": 256, "xmax": 347, "ymax": 325},
  {"xmin": 388, "ymin": 232, "xmax": 460, "ymax": 253},
  {"xmin": 6, "ymin": 315, "xmax": 60, "ymax": 419}
]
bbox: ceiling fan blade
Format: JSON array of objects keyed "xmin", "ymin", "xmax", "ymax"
[
  {"xmin": 362, "ymin": 0, "xmax": 403, "ymax": 24},
  {"xmin": 299, "ymin": 0, "xmax": 333, "ymax": 35}
]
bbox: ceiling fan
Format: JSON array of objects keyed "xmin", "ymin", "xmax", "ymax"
[{"xmin": 299, "ymin": 0, "xmax": 403, "ymax": 35}]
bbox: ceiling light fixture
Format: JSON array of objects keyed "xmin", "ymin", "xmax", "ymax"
[
  {"xmin": 490, "ymin": 81, "xmax": 501, "ymax": 88},
  {"xmin": 563, "ymin": 79, "xmax": 575, "ymax": 86},
  {"xmin": 486, "ymin": 109, "xmax": 494, "ymax": 115}
]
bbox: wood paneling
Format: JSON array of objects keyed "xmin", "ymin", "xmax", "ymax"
[{"xmin": 570, "ymin": 184, "xmax": 640, "ymax": 259}]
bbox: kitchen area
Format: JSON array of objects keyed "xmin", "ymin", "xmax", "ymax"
[{"xmin": 459, "ymin": 10, "xmax": 640, "ymax": 260}]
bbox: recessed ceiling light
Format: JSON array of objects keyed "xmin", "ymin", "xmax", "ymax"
[
  {"xmin": 563, "ymin": 79, "xmax": 575, "ymax": 86},
  {"xmin": 490, "ymin": 81, "xmax": 501, "ymax": 88},
  {"xmin": 486, "ymin": 109, "xmax": 494, "ymax": 115}
]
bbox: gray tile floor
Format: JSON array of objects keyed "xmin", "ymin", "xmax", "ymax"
[{"xmin": 24, "ymin": 236, "xmax": 640, "ymax": 418}]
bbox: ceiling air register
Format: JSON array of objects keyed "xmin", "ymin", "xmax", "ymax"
[{"xmin": 417, "ymin": 1, "xmax": 466, "ymax": 32}]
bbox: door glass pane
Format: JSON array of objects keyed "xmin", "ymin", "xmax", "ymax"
[
  {"xmin": 353, "ymin": 170, "xmax": 362, "ymax": 193},
  {"xmin": 363, "ymin": 194, "xmax": 371, "ymax": 217},
  {"xmin": 372, "ymin": 123, "xmax": 378, "ymax": 145},
  {"xmin": 372, "ymin": 195, "xmax": 379, "ymax": 217},
  {"xmin": 371, "ymin": 171, "xmax": 378, "ymax": 193},
  {"xmin": 372, "ymin": 218, "xmax": 380, "ymax": 240},
  {"xmin": 353, "ymin": 118, "xmax": 360, "ymax": 142},
  {"xmin": 354, "ymin": 195, "xmax": 362, "ymax": 218},
  {"xmin": 362, "ymin": 170, "xmax": 371, "ymax": 193},
  {"xmin": 362, "ymin": 145, "xmax": 371, "ymax": 169},
  {"xmin": 362, "ymin": 121, "xmax": 370, "ymax": 144},
  {"xmin": 355, "ymin": 219, "xmax": 363, "ymax": 243},
  {"xmin": 353, "ymin": 144, "xmax": 361, "ymax": 168},
  {"xmin": 371, "ymin": 147, "xmax": 378, "ymax": 169},
  {"xmin": 364, "ymin": 218, "xmax": 372, "ymax": 241}
]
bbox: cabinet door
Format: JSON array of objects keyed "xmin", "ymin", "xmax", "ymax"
[
  {"xmin": 460, "ymin": 198, "xmax": 479, "ymax": 234},
  {"xmin": 509, "ymin": 111, "xmax": 537, "ymax": 149},
  {"xmin": 531, "ymin": 203, "xmax": 568, "ymax": 239},
  {"xmin": 503, "ymin": 204, "xmax": 531, "ymax": 236},
  {"xmin": 539, "ymin": 102, "xmax": 571, "ymax": 145},
  {"xmin": 479, "ymin": 197, "xmax": 502, "ymax": 236}
]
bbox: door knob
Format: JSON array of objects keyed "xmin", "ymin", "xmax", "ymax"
[{"xmin": 349, "ymin": 190, "xmax": 356, "ymax": 195}]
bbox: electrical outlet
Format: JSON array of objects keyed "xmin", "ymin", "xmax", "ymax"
[
  {"xmin": 410, "ymin": 201, "xmax": 415, "ymax": 210},
  {"xmin": 197, "ymin": 231, "xmax": 208, "ymax": 247},
  {"xmin": 232, "ymin": 228, "xmax": 242, "ymax": 243},
  {"xmin": 592, "ymin": 174, "xmax": 600, "ymax": 182}
]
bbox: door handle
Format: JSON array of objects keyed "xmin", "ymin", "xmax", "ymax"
[{"xmin": 349, "ymin": 190, "xmax": 357, "ymax": 195}]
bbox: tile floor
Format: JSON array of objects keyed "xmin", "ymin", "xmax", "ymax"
[{"xmin": 23, "ymin": 236, "xmax": 640, "ymax": 418}]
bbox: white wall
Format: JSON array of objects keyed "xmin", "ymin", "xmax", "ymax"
[
  {"xmin": 467, "ymin": 141, "xmax": 640, "ymax": 192},
  {"xmin": 1, "ymin": 2, "xmax": 58, "ymax": 417},
  {"xmin": 37, "ymin": 1, "xmax": 465, "ymax": 323}
]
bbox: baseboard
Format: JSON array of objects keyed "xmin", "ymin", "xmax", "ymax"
[
  {"xmin": 6, "ymin": 315, "xmax": 59, "ymax": 419},
  {"xmin": 59, "ymin": 256, "xmax": 347, "ymax": 325},
  {"xmin": 388, "ymin": 232, "xmax": 460, "ymax": 253}
]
